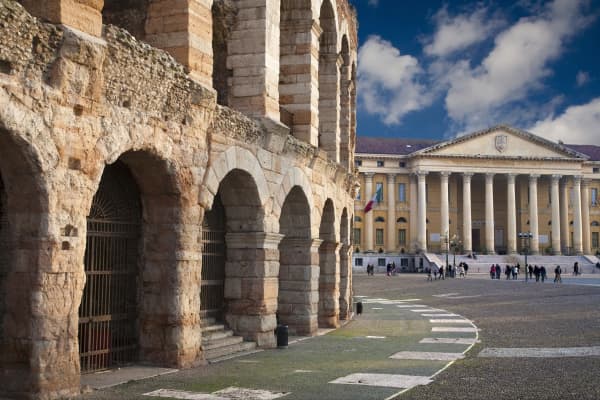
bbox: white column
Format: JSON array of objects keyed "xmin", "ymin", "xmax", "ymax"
[
  {"xmin": 386, "ymin": 174, "xmax": 396, "ymax": 252},
  {"xmin": 462, "ymin": 173, "xmax": 473, "ymax": 254},
  {"xmin": 485, "ymin": 173, "xmax": 495, "ymax": 254},
  {"xmin": 560, "ymin": 179, "xmax": 570, "ymax": 253},
  {"xmin": 551, "ymin": 175, "xmax": 562, "ymax": 255},
  {"xmin": 417, "ymin": 171, "xmax": 428, "ymax": 252},
  {"xmin": 507, "ymin": 173, "xmax": 517, "ymax": 254},
  {"xmin": 409, "ymin": 174, "xmax": 417, "ymax": 253},
  {"xmin": 573, "ymin": 176, "xmax": 583, "ymax": 255},
  {"xmin": 528, "ymin": 174, "xmax": 540, "ymax": 255},
  {"xmin": 582, "ymin": 179, "xmax": 591, "ymax": 254},
  {"xmin": 440, "ymin": 172, "xmax": 450, "ymax": 243},
  {"xmin": 364, "ymin": 173, "xmax": 374, "ymax": 251}
]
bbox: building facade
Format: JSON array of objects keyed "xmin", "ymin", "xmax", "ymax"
[
  {"xmin": 354, "ymin": 126, "xmax": 600, "ymax": 263},
  {"xmin": 0, "ymin": 1, "xmax": 358, "ymax": 398}
]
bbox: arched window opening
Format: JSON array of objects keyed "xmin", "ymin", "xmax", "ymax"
[
  {"xmin": 375, "ymin": 216, "xmax": 385, "ymax": 222},
  {"xmin": 396, "ymin": 217, "xmax": 407, "ymax": 223},
  {"xmin": 354, "ymin": 216, "xmax": 362, "ymax": 222},
  {"xmin": 102, "ymin": 0, "xmax": 150, "ymax": 41},
  {"xmin": 339, "ymin": 35, "xmax": 351, "ymax": 169},
  {"xmin": 212, "ymin": 1, "xmax": 237, "ymax": 106}
]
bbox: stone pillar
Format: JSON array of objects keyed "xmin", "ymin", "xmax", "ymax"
[
  {"xmin": 573, "ymin": 176, "xmax": 583, "ymax": 255},
  {"xmin": 364, "ymin": 173, "xmax": 374, "ymax": 251},
  {"xmin": 19, "ymin": 0, "xmax": 103, "ymax": 37},
  {"xmin": 318, "ymin": 53, "xmax": 341, "ymax": 162},
  {"xmin": 339, "ymin": 51, "xmax": 352, "ymax": 170},
  {"xmin": 409, "ymin": 174, "xmax": 417, "ymax": 252},
  {"xmin": 551, "ymin": 175, "xmax": 562, "ymax": 255},
  {"xmin": 224, "ymin": 232, "xmax": 283, "ymax": 347},
  {"xmin": 560, "ymin": 179, "xmax": 570, "ymax": 253},
  {"xmin": 582, "ymin": 180, "xmax": 591, "ymax": 254},
  {"xmin": 318, "ymin": 241, "xmax": 341, "ymax": 328},
  {"xmin": 386, "ymin": 173, "xmax": 396, "ymax": 252},
  {"xmin": 507, "ymin": 174, "xmax": 517, "ymax": 254},
  {"xmin": 462, "ymin": 173, "xmax": 473, "ymax": 254},
  {"xmin": 417, "ymin": 171, "xmax": 428, "ymax": 252},
  {"xmin": 528, "ymin": 174, "xmax": 540, "ymax": 254},
  {"xmin": 485, "ymin": 173, "xmax": 495, "ymax": 254},
  {"xmin": 338, "ymin": 244, "xmax": 351, "ymax": 320},
  {"xmin": 440, "ymin": 172, "xmax": 450, "ymax": 246}
]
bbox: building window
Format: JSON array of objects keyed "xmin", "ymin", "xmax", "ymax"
[
  {"xmin": 355, "ymin": 160, "xmax": 362, "ymax": 167},
  {"xmin": 375, "ymin": 228, "xmax": 384, "ymax": 245},
  {"xmin": 398, "ymin": 229, "xmax": 406, "ymax": 245},
  {"xmin": 376, "ymin": 182, "xmax": 383, "ymax": 202},
  {"xmin": 355, "ymin": 189, "xmax": 361, "ymax": 200},
  {"xmin": 376, "ymin": 160, "xmax": 384, "ymax": 167},
  {"xmin": 398, "ymin": 183, "xmax": 406, "ymax": 202},
  {"xmin": 354, "ymin": 216, "xmax": 362, "ymax": 222},
  {"xmin": 378, "ymin": 258, "xmax": 386, "ymax": 267},
  {"xmin": 399, "ymin": 161, "xmax": 406, "ymax": 168},
  {"xmin": 592, "ymin": 232, "xmax": 599, "ymax": 249},
  {"xmin": 353, "ymin": 228, "xmax": 361, "ymax": 244},
  {"xmin": 592, "ymin": 188, "xmax": 598, "ymax": 206},
  {"xmin": 375, "ymin": 216, "xmax": 385, "ymax": 223},
  {"xmin": 397, "ymin": 217, "xmax": 407, "ymax": 223},
  {"xmin": 593, "ymin": 167, "xmax": 599, "ymax": 173},
  {"xmin": 354, "ymin": 258, "xmax": 363, "ymax": 266}
]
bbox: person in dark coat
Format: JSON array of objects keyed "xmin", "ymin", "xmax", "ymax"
[
  {"xmin": 528, "ymin": 264, "xmax": 533, "ymax": 279},
  {"xmin": 533, "ymin": 265, "xmax": 540, "ymax": 282},
  {"xmin": 540, "ymin": 265, "xmax": 547, "ymax": 282}
]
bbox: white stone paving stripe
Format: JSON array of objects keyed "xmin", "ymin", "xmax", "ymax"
[
  {"xmin": 143, "ymin": 389, "xmax": 225, "ymax": 400},
  {"xmin": 478, "ymin": 346, "xmax": 600, "ymax": 358},
  {"xmin": 421, "ymin": 313, "xmax": 459, "ymax": 317},
  {"xmin": 330, "ymin": 373, "xmax": 432, "ymax": 389},
  {"xmin": 420, "ymin": 337, "xmax": 479, "ymax": 345},
  {"xmin": 389, "ymin": 351, "xmax": 465, "ymax": 361},
  {"xmin": 444, "ymin": 295, "xmax": 481, "ymax": 299},
  {"xmin": 429, "ymin": 319, "xmax": 472, "ymax": 324},
  {"xmin": 214, "ymin": 387, "xmax": 289, "ymax": 399},
  {"xmin": 432, "ymin": 293, "xmax": 460, "ymax": 297},
  {"xmin": 411, "ymin": 309, "xmax": 434, "ymax": 312},
  {"xmin": 397, "ymin": 304, "xmax": 426, "ymax": 308},
  {"xmin": 432, "ymin": 326, "xmax": 478, "ymax": 332},
  {"xmin": 366, "ymin": 336, "xmax": 386, "ymax": 339},
  {"xmin": 371, "ymin": 307, "xmax": 383, "ymax": 310}
]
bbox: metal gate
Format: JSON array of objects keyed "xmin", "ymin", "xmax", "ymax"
[
  {"xmin": 79, "ymin": 162, "xmax": 141, "ymax": 373},
  {"xmin": 201, "ymin": 194, "xmax": 226, "ymax": 321}
]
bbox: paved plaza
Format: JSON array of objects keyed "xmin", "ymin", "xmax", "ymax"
[{"xmin": 80, "ymin": 272, "xmax": 600, "ymax": 400}]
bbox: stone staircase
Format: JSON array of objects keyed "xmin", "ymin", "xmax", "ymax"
[
  {"xmin": 201, "ymin": 319, "xmax": 260, "ymax": 363},
  {"xmin": 445, "ymin": 254, "xmax": 600, "ymax": 274}
]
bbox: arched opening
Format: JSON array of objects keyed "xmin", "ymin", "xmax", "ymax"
[
  {"xmin": 102, "ymin": 0, "xmax": 150, "ymax": 40},
  {"xmin": 201, "ymin": 193, "xmax": 226, "ymax": 322},
  {"xmin": 318, "ymin": 199, "xmax": 338, "ymax": 328},
  {"xmin": 318, "ymin": 0, "xmax": 339, "ymax": 161},
  {"xmin": 212, "ymin": 0, "xmax": 237, "ymax": 106},
  {"xmin": 339, "ymin": 35, "xmax": 351, "ymax": 169},
  {"xmin": 278, "ymin": 186, "xmax": 316, "ymax": 335},
  {"xmin": 279, "ymin": 0, "xmax": 316, "ymax": 144},
  {"xmin": 338, "ymin": 208, "xmax": 351, "ymax": 320},
  {"xmin": 79, "ymin": 160, "xmax": 142, "ymax": 373},
  {"xmin": 349, "ymin": 63, "xmax": 357, "ymax": 166}
]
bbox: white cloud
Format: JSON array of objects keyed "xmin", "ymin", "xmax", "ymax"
[
  {"xmin": 529, "ymin": 97, "xmax": 600, "ymax": 144},
  {"xmin": 357, "ymin": 35, "xmax": 431, "ymax": 125},
  {"xmin": 576, "ymin": 71, "xmax": 590, "ymax": 87},
  {"xmin": 424, "ymin": 6, "xmax": 503, "ymax": 57},
  {"xmin": 444, "ymin": 0, "xmax": 593, "ymax": 130}
]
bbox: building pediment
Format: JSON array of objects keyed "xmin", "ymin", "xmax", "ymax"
[{"xmin": 414, "ymin": 125, "xmax": 588, "ymax": 160}]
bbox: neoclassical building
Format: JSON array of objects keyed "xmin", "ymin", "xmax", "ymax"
[
  {"xmin": 354, "ymin": 126, "xmax": 600, "ymax": 261},
  {"xmin": 0, "ymin": 0, "xmax": 358, "ymax": 398}
]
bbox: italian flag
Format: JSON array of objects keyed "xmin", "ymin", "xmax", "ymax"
[{"xmin": 364, "ymin": 186, "xmax": 382, "ymax": 213}]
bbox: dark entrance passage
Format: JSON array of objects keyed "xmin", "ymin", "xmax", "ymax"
[
  {"xmin": 201, "ymin": 193, "xmax": 226, "ymax": 322},
  {"xmin": 79, "ymin": 161, "xmax": 141, "ymax": 373},
  {"xmin": 0, "ymin": 174, "xmax": 6, "ymax": 342},
  {"xmin": 472, "ymin": 228, "xmax": 481, "ymax": 253}
]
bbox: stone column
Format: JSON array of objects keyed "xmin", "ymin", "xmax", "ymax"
[
  {"xmin": 485, "ymin": 173, "xmax": 495, "ymax": 254},
  {"xmin": 19, "ymin": 0, "xmax": 103, "ymax": 37},
  {"xmin": 338, "ymin": 243, "xmax": 352, "ymax": 320},
  {"xmin": 462, "ymin": 173, "xmax": 473, "ymax": 254},
  {"xmin": 417, "ymin": 171, "xmax": 428, "ymax": 252},
  {"xmin": 440, "ymin": 172, "xmax": 450, "ymax": 245},
  {"xmin": 409, "ymin": 174, "xmax": 418, "ymax": 252},
  {"xmin": 387, "ymin": 173, "xmax": 396, "ymax": 252},
  {"xmin": 582, "ymin": 179, "xmax": 591, "ymax": 254},
  {"xmin": 551, "ymin": 175, "xmax": 562, "ymax": 255},
  {"xmin": 560, "ymin": 179, "xmax": 570, "ymax": 253},
  {"xmin": 318, "ymin": 53, "xmax": 341, "ymax": 162},
  {"xmin": 573, "ymin": 176, "xmax": 583, "ymax": 255},
  {"xmin": 364, "ymin": 173, "xmax": 374, "ymax": 251},
  {"xmin": 528, "ymin": 175, "xmax": 540, "ymax": 254},
  {"xmin": 318, "ymin": 241, "xmax": 341, "ymax": 328},
  {"xmin": 507, "ymin": 174, "xmax": 517, "ymax": 254}
]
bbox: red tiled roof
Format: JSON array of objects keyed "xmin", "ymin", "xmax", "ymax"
[{"xmin": 356, "ymin": 136, "xmax": 439, "ymax": 155}]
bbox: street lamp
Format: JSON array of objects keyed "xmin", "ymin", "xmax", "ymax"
[
  {"xmin": 443, "ymin": 232, "xmax": 449, "ymax": 278},
  {"xmin": 450, "ymin": 234, "xmax": 461, "ymax": 278},
  {"xmin": 518, "ymin": 232, "xmax": 533, "ymax": 282}
]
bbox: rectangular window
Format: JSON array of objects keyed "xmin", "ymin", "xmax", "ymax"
[
  {"xmin": 376, "ymin": 228, "xmax": 384, "ymax": 245},
  {"xmin": 377, "ymin": 160, "xmax": 384, "ymax": 167},
  {"xmin": 353, "ymin": 228, "xmax": 361, "ymax": 245},
  {"xmin": 592, "ymin": 188, "xmax": 598, "ymax": 206},
  {"xmin": 378, "ymin": 258, "xmax": 386, "ymax": 267},
  {"xmin": 376, "ymin": 182, "xmax": 383, "ymax": 202},
  {"xmin": 400, "ymin": 258, "xmax": 408, "ymax": 267},
  {"xmin": 398, "ymin": 183, "xmax": 406, "ymax": 202},
  {"xmin": 399, "ymin": 161, "xmax": 406, "ymax": 168},
  {"xmin": 354, "ymin": 258, "xmax": 363, "ymax": 266},
  {"xmin": 355, "ymin": 160, "xmax": 362, "ymax": 167},
  {"xmin": 594, "ymin": 167, "xmax": 599, "ymax": 173},
  {"xmin": 592, "ymin": 232, "xmax": 599, "ymax": 249},
  {"xmin": 398, "ymin": 229, "xmax": 406, "ymax": 245}
]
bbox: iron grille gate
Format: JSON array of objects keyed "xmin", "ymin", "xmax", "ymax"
[
  {"xmin": 79, "ymin": 162, "xmax": 141, "ymax": 373},
  {"xmin": 201, "ymin": 195, "xmax": 226, "ymax": 321}
]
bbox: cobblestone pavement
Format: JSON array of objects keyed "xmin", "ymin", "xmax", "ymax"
[{"xmin": 81, "ymin": 273, "xmax": 600, "ymax": 400}]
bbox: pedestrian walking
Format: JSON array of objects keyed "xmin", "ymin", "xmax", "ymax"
[
  {"xmin": 490, "ymin": 265, "xmax": 496, "ymax": 279},
  {"xmin": 528, "ymin": 264, "xmax": 533, "ymax": 280},
  {"xmin": 495, "ymin": 264, "xmax": 501, "ymax": 280},
  {"xmin": 505, "ymin": 265, "xmax": 511, "ymax": 280},
  {"xmin": 554, "ymin": 265, "xmax": 562, "ymax": 283},
  {"xmin": 512, "ymin": 265, "xmax": 519, "ymax": 280},
  {"xmin": 573, "ymin": 261, "xmax": 579, "ymax": 276},
  {"xmin": 463, "ymin": 263, "xmax": 469, "ymax": 276},
  {"xmin": 534, "ymin": 265, "xmax": 540, "ymax": 282},
  {"xmin": 540, "ymin": 265, "xmax": 547, "ymax": 282}
]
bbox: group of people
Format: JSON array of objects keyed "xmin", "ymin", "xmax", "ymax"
[
  {"xmin": 427, "ymin": 262, "xmax": 468, "ymax": 281},
  {"xmin": 489, "ymin": 263, "xmax": 566, "ymax": 283},
  {"xmin": 365, "ymin": 262, "xmax": 398, "ymax": 276},
  {"xmin": 490, "ymin": 264, "xmax": 521, "ymax": 280}
]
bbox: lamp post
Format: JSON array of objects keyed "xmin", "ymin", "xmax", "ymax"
[
  {"xmin": 518, "ymin": 232, "xmax": 533, "ymax": 282},
  {"xmin": 450, "ymin": 234, "xmax": 461, "ymax": 278},
  {"xmin": 443, "ymin": 232, "xmax": 449, "ymax": 278}
]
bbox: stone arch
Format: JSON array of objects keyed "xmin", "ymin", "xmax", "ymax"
[
  {"xmin": 318, "ymin": 0, "xmax": 340, "ymax": 162},
  {"xmin": 349, "ymin": 62, "xmax": 357, "ymax": 166},
  {"xmin": 279, "ymin": 0, "xmax": 318, "ymax": 145},
  {"xmin": 278, "ymin": 185, "xmax": 317, "ymax": 336},
  {"xmin": 318, "ymin": 198, "xmax": 340, "ymax": 328},
  {"xmin": 102, "ymin": 0, "xmax": 151, "ymax": 40},
  {"xmin": 338, "ymin": 207, "xmax": 351, "ymax": 319},
  {"xmin": 0, "ymin": 129, "xmax": 48, "ymax": 397},
  {"xmin": 339, "ymin": 34, "xmax": 352, "ymax": 170},
  {"xmin": 274, "ymin": 167, "xmax": 316, "ymax": 233}
]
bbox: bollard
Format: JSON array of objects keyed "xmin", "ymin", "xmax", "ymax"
[
  {"xmin": 356, "ymin": 301, "xmax": 363, "ymax": 315},
  {"xmin": 275, "ymin": 325, "xmax": 288, "ymax": 349}
]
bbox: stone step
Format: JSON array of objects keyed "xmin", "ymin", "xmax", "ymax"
[
  {"xmin": 203, "ymin": 335, "xmax": 245, "ymax": 351},
  {"xmin": 202, "ymin": 324, "xmax": 226, "ymax": 333},
  {"xmin": 202, "ymin": 328, "xmax": 233, "ymax": 343},
  {"xmin": 204, "ymin": 341, "xmax": 257, "ymax": 361},
  {"xmin": 200, "ymin": 317, "xmax": 217, "ymax": 327}
]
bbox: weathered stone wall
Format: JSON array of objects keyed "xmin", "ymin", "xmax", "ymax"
[{"xmin": 0, "ymin": 0, "xmax": 357, "ymax": 398}]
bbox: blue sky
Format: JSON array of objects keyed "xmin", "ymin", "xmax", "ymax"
[{"xmin": 350, "ymin": 0, "xmax": 600, "ymax": 144}]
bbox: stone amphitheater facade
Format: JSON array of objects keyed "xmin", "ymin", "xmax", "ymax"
[{"xmin": 0, "ymin": 0, "xmax": 358, "ymax": 398}]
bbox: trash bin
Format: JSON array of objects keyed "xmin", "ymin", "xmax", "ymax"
[
  {"xmin": 276, "ymin": 325, "xmax": 288, "ymax": 349},
  {"xmin": 356, "ymin": 301, "xmax": 363, "ymax": 315}
]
